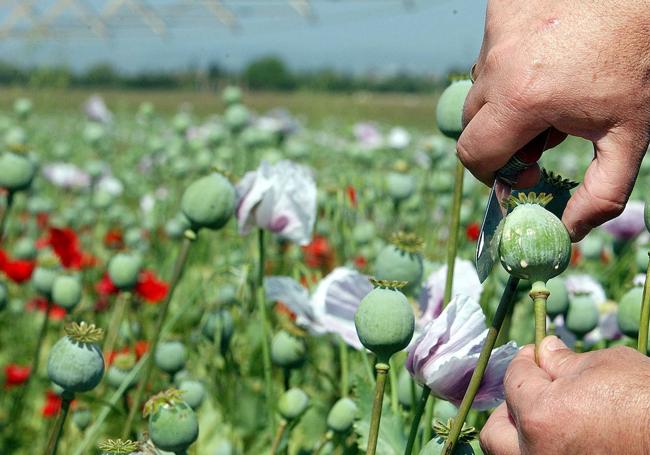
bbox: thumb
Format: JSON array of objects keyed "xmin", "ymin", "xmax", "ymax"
[
  {"xmin": 538, "ymin": 336, "xmax": 586, "ymax": 379},
  {"xmin": 562, "ymin": 127, "xmax": 647, "ymax": 241}
]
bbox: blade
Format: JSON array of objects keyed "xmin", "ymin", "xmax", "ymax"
[{"xmin": 476, "ymin": 179, "xmax": 511, "ymax": 282}]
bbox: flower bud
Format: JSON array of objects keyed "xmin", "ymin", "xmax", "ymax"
[
  {"xmin": 565, "ymin": 294, "xmax": 599, "ymax": 338},
  {"xmin": 181, "ymin": 172, "xmax": 236, "ymax": 231},
  {"xmin": 278, "ymin": 387, "xmax": 309, "ymax": 421},
  {"xmin": 0, "ymin": 151, "xmax": 36, "ymax": 192},
  {"xmin": 545, "ymin": 277, "xmax": 569, "ymax": 319},
  {"xmin": 108, "ymin": 253, "xmax": 142, "ymax": 290},
  {"xmin": 435, "ymin": 79, "xmax": 472, "ymax": 140},
  {"xmin": 326, "ymin": 397, "xmax": 358, "ymax": 433},
  {"xmin": 271, "ymin": 330, "xmax": 306, "ymax": 369},
  {"xmin": 154, "ymin": 340, "xmax": 188, "ymax": 375},
  {"xmin": 51, "ymin": 275, "xmax": 83, "ymax": 310}
]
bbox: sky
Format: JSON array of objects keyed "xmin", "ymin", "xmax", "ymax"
[{"xmin": 0, "ymin": 0, "xmax": 488, "ymax": 75}]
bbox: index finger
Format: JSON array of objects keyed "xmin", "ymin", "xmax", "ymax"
[{"xmin": 503, "ymin": 345, "xmax": 552, "ymax": 422}]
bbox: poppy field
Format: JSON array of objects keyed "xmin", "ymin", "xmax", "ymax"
[{"xmin": 1, "ymin": 83, "xmax": 650, "ymax": 455}]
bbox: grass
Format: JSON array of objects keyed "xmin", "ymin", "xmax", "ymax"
[{"xmin": 0, "ymin": 87, "xmax": 439, "ymax": 131}]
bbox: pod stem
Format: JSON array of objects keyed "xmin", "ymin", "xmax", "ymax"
[
  {"xmin": 339, "ymin": 337, "xmax": 349, "ymax": 398},
  {"xmin": 404, "ymin": 385, "xmax": 430, "ymax": 455},
  {"xmin": 31, "ymin": 298, "xmax": 53, "ymax": 382},
  {"xmin": 45, "ymin": 393, "xmax": 73, "ymax": 455},
  {"xmin": 575, "ymin": 339, "xmax": 584, "ymax": 354},
  {"xmin": 0, "ymin": 190, "xmax": 14, "ymax": 243},
  {"xmin": 312, "ymin": 431, "xmax": 333, "ymax": 455},
  {"xmin": 256, "ymin": 228, "xmax": 275, "ymax": 430},
  {"xmin": 367, "ymin": 362, "xmax": 389, "ymax": 455},
  {"xmin": 121, "ymin": 233, "xmax": 194, "ymax": 439},
  {"xmin": 637, "ymin": 252, "xmax": 650, "ymax": 355},
  {"xmin": 442, "ymin": 160, "xmax": 465, "ymax": 307},
  {"xmin": 103, "ymin": 292, "xmax": 132, "ymax": 359},
  {"xmin": 421, "ymin": 394, "xmax": 434, "ymax": 446},
  {"xmin": 270, "ymin": 419, "xmax": 288, "ymax": 455},
  {"xmin": 530, "ymin": 281, "xmax": 549, "ymax": 365},
  {"xmin": 442, "ymin": 275, "xmax": 520, "ymax": 455}
]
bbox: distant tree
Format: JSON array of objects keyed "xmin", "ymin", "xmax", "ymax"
[
  {"xmin": 28, "ymin": 66, "xmax": 71, "ymax": 88},
  {"xmin": 243, "ymin": 56, "xmax": 296, "ymax": 90},
  {"xmin": 80, "ymin": 63, "xmax": 120, "ymax": 86}
]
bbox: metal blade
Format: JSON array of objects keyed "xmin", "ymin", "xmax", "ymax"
[{"xmin": 476, "ymin": 179, "xmax": 511, "ymax": 282}]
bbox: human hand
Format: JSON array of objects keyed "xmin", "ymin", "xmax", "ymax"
[
  {"xmin": 479, "ymin": 336, "xmax": 650, "ymax": 454},
  {"xmin": 459, "ymin": 0, "xmax": 650, "ymax": 241}
]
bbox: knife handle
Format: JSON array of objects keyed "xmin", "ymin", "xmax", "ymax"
[{"xmin": 496, "ymin": 129, "xmax": 551, "ymax": 184}]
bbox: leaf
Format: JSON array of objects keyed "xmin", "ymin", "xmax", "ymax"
[{"xmin": 352, "ymin": 368, "xmax": 407, "ymax": 455}]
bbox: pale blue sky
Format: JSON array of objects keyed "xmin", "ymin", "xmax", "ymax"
[{"xmin": 0, "ymin": 0, "xmax": 487, "ymax": 75}]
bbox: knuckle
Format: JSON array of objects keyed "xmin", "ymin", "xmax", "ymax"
[
  {"xmin": 479, "ymin": 428, "xmax": 496, "ymax": 454},
  {"xmin": 456, "ymin": 136, "xmax": 479, "ymax": 168},
  {"xmin": 519, "ymin": 406, "xmax": 552, "ymax": 440}
]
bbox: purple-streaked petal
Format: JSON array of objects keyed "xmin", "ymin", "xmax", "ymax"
[
  {"xmin": 565, "ymin": 274, "xmax": 606, "ymax": 304},
  {"xmin": 601, "ymin": 200, "xmax": 645, "ymax": 240},
  {"xmin": 264, "ymin": 276, "xmax": 313, "ymax": 321},
  {"xmin": 42, "ymin": 163, "xmax": 91, "ymax": 190},
  {"xmin": 418, "ymin": 259, "xmax": 482, "ymax": 327}
]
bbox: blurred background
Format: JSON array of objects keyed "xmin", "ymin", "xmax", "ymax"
[{"xmin": 0, "ymin": 0, "xmax": 486, "ymax": 128}]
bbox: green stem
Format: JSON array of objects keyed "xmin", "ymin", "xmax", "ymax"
[
  {"xmin": 530, "ymin": 281, "xmax": 549, "ymax": 365},
  {"xmin": 404, "ymin": 386, "xmax": 430, "ymax": 455},
  {"xmin": 339, "ymin": 337, "xmax": 349, "ymax": 398},
  {"xmin": 45, "ymin": 394, "xmax": 73, "ymax": 455},
  {"xmin": 361, "ymin": 351, "xmax": 375, "ymax": 386},
  {"xmin": 256, "ymin": 229, "xmax": 274, "ymax": 429},
  {"xmin": 270, "ymin": 419, "xmax": 288, "ymax": 455},
  {"xmin": 0, "ymin": 191, "xmax": 14, "ymax": 242},
  {"xmin": 575, "ymin": 339, "xmax": 584, "ymax": 354},
  {"xmin": 442, "ymin": 276, "xmax": 520, "ymax": 455},
  {"xmin": 312, "ymin": 431, "xmax": 333, "ymax": 455},
  {"xmin": 31, "ymin": 299, "xmax": 53, "ymax": 382},
  {"xmin": 548, "ymin": 320, "xmax": 556, "ymax": 337},
  {"xmin": 637, "ymin": 252, "xmax": 650, "ymax": 355},
  {"xmin": 442, "ymin": 160, "xmax": 465, "ymax": 307},
  {"xmin": 421, "ymin": 395, "xmax": 434, "ymax": 446},
  {"xmin": 366, "ymin": 363, "xmax": 389, "ymax": 455},
  {"xmin": 121, "ymin": 232, "xmax": 194, "ymax": 439},
  {"xmin": 389, "ymin": 358, "xmax": 399, "ymax": 414},
  {"xmin": 102, "ymin": 292, "xmax": 131, "ymax": 359}
]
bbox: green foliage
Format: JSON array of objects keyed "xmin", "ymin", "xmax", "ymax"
[{"xmin": 243, "ymin": 56, "xmax": 296, "ymax": 91}]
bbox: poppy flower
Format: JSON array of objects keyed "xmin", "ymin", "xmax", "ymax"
[
  {"xmin": 346, "ymin": 185, "xmax": 357, "ymax": 208},
  {"xmin": 84, "ymin": 95, "xmax": 112, "ymax": 124},
  {"xmin": 135, "ymin": 270, "xmax": 169, "ymax": 303},
  {"xmin": 134, "ymin": 340, "xmax": 149, "ymax": 359},
  {"xmin": 42, "ymin": 163, "xmax": 91, "ymax": 190},
  {"xmin": 465, "ymin": 222, "xmax": 480, "ymax": 242},
  {"xmin": 96, "ymin": 270, "xmax": 168, "ymax": 303},
  {"xmin": 103, "ymin": 228, "xmax": 124, "ymax": 249},
  {"xmin": 601, "ymin": 200, "xmax": 646, "ymax": 240},
  {"xmin": 407, "ymin": 295, "xmax": 517, "ymax": 410},
  {"xmin": 236, "ymin": 160, "xmax": 317, "ymax": 246},
  {"xmin": 26, "ymin": 297, "xmax": 67, "ymax": 321},
  {"xmin": 46, "ymin": 227, "xmax": 95, "ymax": 269},
  {"xmin": 42, "ymin": 391, "xmax": 63, "ymax": 418},
  {"xmin": 418, "ymin": 259, "xmax": 482, "ymax": 328},
  {"xmin": 0, "ymin": 249, "xmax": 35, "ymax": 283},
  {"xmin": 4, "ymin": 364, "xmax": 30, "ymax": 388},
  {"xmin": 302, "ymin": 235, "xmax": 335, "ymax": 271},
  {"xmin": 265, "ymin": 267, "xmax": 373, "ymax": 349}
]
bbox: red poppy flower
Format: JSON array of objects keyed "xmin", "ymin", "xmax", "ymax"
[
  {"xmin": 0, "ymin": 250, "xmax": 35, "ymax": 283},
  {"xmin": 42, "ymin": 391, "xmax": 62, "ymax": 418},
  {"xmin": 466, "ymin": 222, "xmax": 480, "ymax": 242},
  {"xmin": 135, "ymin": 270, "xmax": 169, "ymax": 303},
  {"xmin": 346, "ymin": 185, "xmax": 357, "ymax": 208},
  {"xmin": 571, "ymin": 244, "xmax": 582, "ymax": 266},
  {"xmin": 36, "ymin": 212, "xmax": 50, "ymax": 229},
  {"xmin": 4, "ymin": 364, "xmax": 30, "ymax": 388},
  {"xmin": 275, "ymin": 302, "xmax": 297, "ymax": 321},
  {"xmin": 302, "ymin": 235, "xmax": 335, "ymax": 272},
  {"xmin": 26, "ymin": 297, "xmax": 67, "ymax": 321},
  {"xmin": 134, "ymin": 340, "xmax": 149, "ymax": 359},
  {"xmin": 97, "ymin": 270, "xmax": 168, "ymax": 303},
  {"xmin": 44, "ymin": 227, "xmax": 96, "ymax": 269},
  {"xmin": 354, "ymin": 255, "xmax": 368, "ymax": 270},
  {"xmin": 104, "ymin": 228, "xmax": 124, "ymax": 250}
]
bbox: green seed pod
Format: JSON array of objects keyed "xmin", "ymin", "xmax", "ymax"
[
  {"xmin": 373, "ymin": 232, "xmax": 424, "ymax": 294},
  {"xmin": 224, "ymin": 104, "xmax": 249, "ymax": 132},
  {"xmin": 271, "ymin": 330, "xmax": 306, "ymax": 369},
  {"xmin": 173, "ymin": 112, "xmax": 192, "ymax": 135},
  {"xmin": 155, "ymin": 340, "xmax": 188, "ymax": 375},
  {"xmin": 223, "ymin": 86, "xmax": 243, "ymax": 106},
  {"xmin": 278, "ymin": 387, "xmax": 309, "ymax": 421},
  {"xmin": 636, "ymin": 248, "xmax": 648, "ymax": 272},
  {"xmin": 106, "ymin": 353, "xmax": 138, "ymax": 389},
  {"xmin": 580, "ymin": 235, "xmax": 604, "ymax": 261},
  {"xmin": 72, "ymin": 407, "xmax": 92, "ymax": 431},
  {"xmin": 326, "ymin": 397, "xmax": 358, "ymax": 433},
  {"xmin": 51, "ymin": 275, "xmax": 83, "ymax": 310},
  {"xmin": 32, "ymin": 265, "xmax": 59, "ymax": 297},
  {"xmin": 107, "ymin": 253, "xmax": 142, "ymax": 290},
  {"xmin": 353, "ymin": 222, "xmax": 377, "ymax": 246},
  {"xmin": 354, "ymin": 282, "xmax": 415, "ymax": 363},
  {"xmin": 14, "ymin": 98, "xmax": 32, "ymax": 120},
  {"xmin": 0, "ymin": 152, "xmax": 36, "ymax": 192},
  {"xmin": 545, "ymin": 277, "xmax": 569, "ymax": 319},
  {"xmin": 179, "ymin": 379, "xmax": 206, "ymax": 410},
  {"xmin": 419, "ymin": 438, "xmax": 474, "ymax": 455},
  {"xmin": 435, "ymin": 79, "xmax": 472, "ymax": 140},
  {"xmin": 386, "ymin": 172, "xmax": 416, "ymax": 203},
  {"xmin": 47, "ymin": 322, "xmax": 105, "ymax": 393},
  {"xmin": 397, "ymin": 367, "xmax": 423, "ymax": 409},
  {"xmin": 618, "ymin": 286, "xmax": 644, "ymax": 338},
  {"xmin": 12, "ymin": 237, "xmax": 37, "ymax": 260},
  {"xmin": 433, "ymin": 400, "xmax": 458, "ymax": 422},
  {"xmin": 181, "ymin": 172, "xmax": 236, "ymax": 231},
  {"xmin": 565, "ymin": 294, "xmax": 599, "ymax": 338},
  {"xmin": 146, "ymin": 390, "xmax": 199, "ymax": 453},
  {"xmin": 498, "ymin": 195, "xmax": 571, "ymax": 283},
  {"xmin": 201, "ymin": 309, "xmax": 234, "ymax": 352},
  {"xmin": 0, "ymin": 282, "xmax": 7, "ymax": 311}
]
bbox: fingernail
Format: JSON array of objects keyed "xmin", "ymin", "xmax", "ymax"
[{"xmin": 545, "ymin": 336, "xmax": 566, "ymax": 352}]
